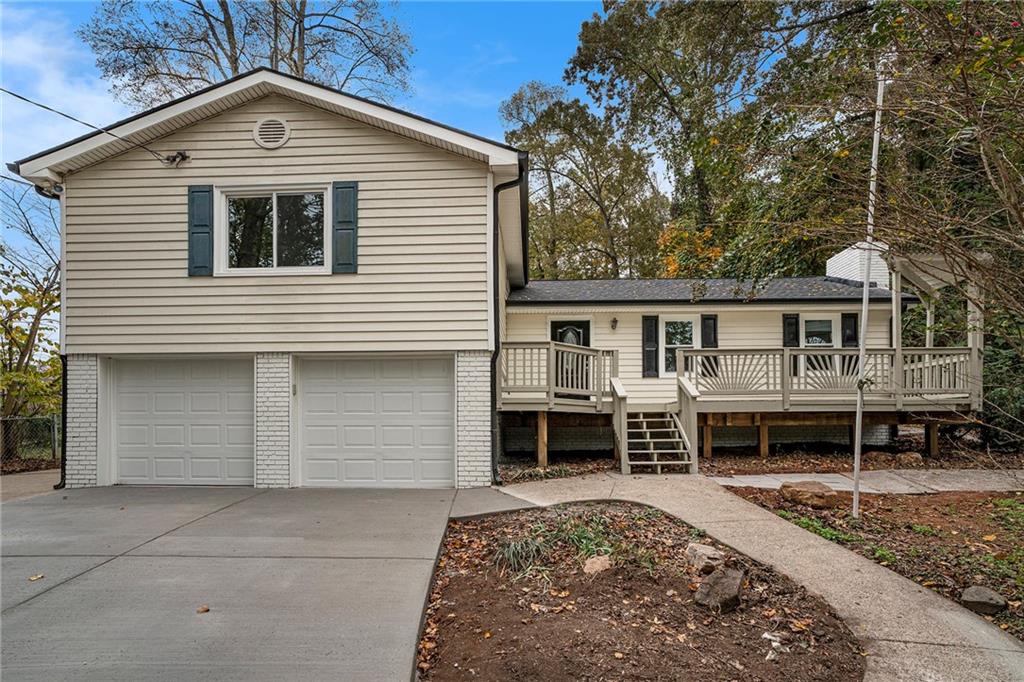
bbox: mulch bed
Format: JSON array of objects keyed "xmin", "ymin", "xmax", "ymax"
[
  {"xmin": 732, "ymin": 487, "xmax": 1024, "ymax": 642},
  {"xmin": 700, "ymin": 433, "xmax": 1024, "ymax": 477},
  {"xmin": 1, "ymin": 458, "xmax": 59, "ymax": 475},
  {"xmin": 418, "ymin": 502, "xmax": 865, "ymax": 681},
  {"xmin": 499, "ymin": 452, "xmax": 615, "ymax": 484}
]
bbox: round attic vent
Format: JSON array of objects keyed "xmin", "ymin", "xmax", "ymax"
[{"xmin": 253, "ymin": 117, "xmax": 290, "ymax": 149}]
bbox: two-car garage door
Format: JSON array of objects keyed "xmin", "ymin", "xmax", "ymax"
[{"xmin": 113, "ymin": 356, "xmax": 455, "ymax": 488}]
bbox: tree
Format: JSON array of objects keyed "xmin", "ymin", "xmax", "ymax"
[
  {"xmin": 500, "ymin": 82, "xmax": 668, "ymax": 279},
  {"xmin": 78, "ymin": 0, "xmax": 413, "ymax": 108},
  {"xmin": 1, "ymin": 179, "xmax": 61, "ymax": 425}
]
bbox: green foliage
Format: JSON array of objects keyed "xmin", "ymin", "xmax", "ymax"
[
  {"xmin": 871, "ymin": 546, "xmax": 899, "ymax": 564},
  {"xmin": 992, "ymin": 497, "xmax": 1024, "ymax": 533},
  {"xmin": 910, "ymin": 524, "xmax": 939, "ymax": 537},
  {"xmin": 778, "ymin": 511, "xmax": 862, "ymax": 544},
  {"xmin": 493, "ymin": 536, "xmax": 547, "ymax": 578}
]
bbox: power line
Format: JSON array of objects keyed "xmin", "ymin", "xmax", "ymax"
[
  {"xmin": 1, "ymin": 174, "xmax": 35, "ymax": 187},
  {"xmin": 1, "ymin": 87, "xmax": 170, "ymax": 164}
]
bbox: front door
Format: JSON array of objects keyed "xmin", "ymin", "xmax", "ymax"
[
  {"xmin": 550, "ymin": 321, "xmax": 592, "ymax": 400},
  {"xmin": 550, "ymin": 320, "xmax": 590, "ymax": 347}
]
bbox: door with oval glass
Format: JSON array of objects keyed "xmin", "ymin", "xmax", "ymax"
[{"xmin": 550, "ymin": 320, "xmax": 592, "ymax": 400}]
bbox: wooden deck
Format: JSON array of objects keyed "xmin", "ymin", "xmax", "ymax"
[{"xmin": 498, "ymin": 342, "xmax": 981, "ymax": 473}]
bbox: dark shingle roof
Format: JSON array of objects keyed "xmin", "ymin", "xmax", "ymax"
[{"xmin": 507, "ymin": 277, "xmax": 912, "ymax": 306}]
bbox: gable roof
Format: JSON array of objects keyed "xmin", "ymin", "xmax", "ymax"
[
  {"xmin": 11, "ymin": 68, "xmax": 522, "ymax": 183},
  {"xmin": 507, "ymin": 276, "xmax": 915, "ymax": 306}
]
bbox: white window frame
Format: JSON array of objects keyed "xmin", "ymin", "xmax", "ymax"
[
  {"xmin": 660, "ymin": 316, "xmax": 701, "ymax": 377},
  {"xmin": 213, "ymin": 183, "xmax": 332, "ymax": 276},
  {"xmin": 801, "ymin": 314, "xmax": 840, "ymax": 348}
]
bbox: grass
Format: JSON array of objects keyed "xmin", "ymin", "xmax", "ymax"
[
  {"xmin": 992, "ymin": 497, "xmax": 1024, "ymax": 532},
  {"xmin": 493, "ymin": 536, "xmax": 546, "ymax": 578},
  {"xmin": 776, "ymin": 510, "xmax": 862, "ymax": 544},
  {"xmin": 870, "ymin": 546, "xmax": 899, "ymax": 564},
  {"xmin": 910, "ymin": 523, "xmax": 939, "ymax": 536}
]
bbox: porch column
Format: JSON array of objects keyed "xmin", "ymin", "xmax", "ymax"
[
  {"xmin": 966, "ymin": 282, "xmax": 984, "ymax": 411},
  {"xmin": 925, "ymin": 300, "xmax": 935, "ymax": 348},
  {"xmin": 891, "ymin": 270, "xmax": 904, "ymax": 408}
]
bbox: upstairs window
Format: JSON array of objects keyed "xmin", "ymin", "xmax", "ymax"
[{"xmin": 227, "ymin": 191, "xmax": 325, "ymax": 270}]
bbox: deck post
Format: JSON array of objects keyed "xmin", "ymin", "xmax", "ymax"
[
  {"xmin": 966, "ymin": 282, "xmax": 984, "ymax": 411},
  {"xmin": 758, "ymin": 418, "xmax": 769, "ymax": 458},
  {"xmin": 925, "ymin": 422, "xmax": 939, "ymax": 458},
  {"xmin": 536, "ymin": 410, "xmax": 548, "ymax": 468},
  {"xmin": 546, "ymin": 343, "xmax": 555, "ymax": 408},
  {"xmin": 892, "ymin": 270, "xmax": 904, "ymax": 409},
  {"xmin": 781, "ymin": 348, "xmax": 791, "ymax": 410},
  {"xmin": 702, "ymin": 424, "xmax": 713, "ymax": 460}
]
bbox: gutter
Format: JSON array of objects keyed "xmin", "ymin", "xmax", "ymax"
[
  {"xmin": 54, "ymin": 354, "xmax": 67, "ymax": 490},
  {"xmin": 490, "ymin": 151, "xmax": 528, "ymax": 485}
]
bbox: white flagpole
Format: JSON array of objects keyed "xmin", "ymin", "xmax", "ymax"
[{"xmin": 853, "ymin": 52, "xmax": 888, "ymax": 519}]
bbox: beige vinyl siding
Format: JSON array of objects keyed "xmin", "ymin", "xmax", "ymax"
[
  {"xmin": 63, "ymin": 95, "xmax": 490, "ymax": 354},
  {"xmin": 506, "ymin": 305, "xmax": 893, "ymax": 404}
]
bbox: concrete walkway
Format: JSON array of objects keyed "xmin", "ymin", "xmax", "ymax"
[
  {"xmin": 1, "ymin": 469, "xmax": 60, "ymax": 503},
  {"xmin": 500, "ymin": 472, "xmax": 1024, "ymax": 682},
  {"xmin": 711, "ymin": 468, "xmax": 1024, "ymax": 494}
]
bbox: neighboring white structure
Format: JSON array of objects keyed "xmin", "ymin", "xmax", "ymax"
[
  {"xmin": 13, "ymin": 70, "xmax": 981, "ymax": 489},
  {"xmin": 826, "ymin": 241, "xmax": 891, "ymax": 289}
]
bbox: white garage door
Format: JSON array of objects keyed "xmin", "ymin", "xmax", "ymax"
[
  {"xmin": 115, "ymin": 359, "xmax": 254, "ymax": 485},
  {"xmin": 299, "ymin": 356, "xmax": 455, "ymax": 488}
]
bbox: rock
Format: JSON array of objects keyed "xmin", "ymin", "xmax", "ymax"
[
  {"xmin": 779, "ymin": 481, "xmax": 839, "ymax": 509},
  {"xmin": 960, "ymin": 586, "xmax": 1006, "ymax": 615},
  {"xmin": 583, "ymin": 554, "xmax": 612, "ymax": 575},
  {"xmin": 685, "ymin": 542, "xmax": 725, "ymax": 574},
  {"xmin": 897, "ymin": 451, "xmax": 924, "ymax": 467},
  {"xmin": 694, "ymin": 567, "xmax": 744, "ymax": 613}
]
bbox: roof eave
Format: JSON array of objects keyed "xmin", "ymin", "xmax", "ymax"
[{"xmin": 14, "ymin": 68, "xmax": 522, "ymax": 183}]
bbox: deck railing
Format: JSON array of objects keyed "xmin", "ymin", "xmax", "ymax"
[
  {"xmin": 678, "ymin": 347, "xmax": 975, "ymax": 409},
  {"xmin": 500, "ymin": 341, "xmax": 618, "ymax": 411}
]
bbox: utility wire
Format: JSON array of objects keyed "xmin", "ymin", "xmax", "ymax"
[
  {"xmin": 1, "ymin": 87, "xmax": 170, "ymax": 164},
  {"xmin": 1, "ymin": 174, "xmax": 35, "ymax": 187}
]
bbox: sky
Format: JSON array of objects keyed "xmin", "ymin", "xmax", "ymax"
[{"xmin": 0, "ymin": 0, "xmax": 602, "ymax": 169}]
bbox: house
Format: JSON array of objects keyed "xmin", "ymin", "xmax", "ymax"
[{"xmin": 11, "ymin": 69, "xmax": 982, "ymax": 489}]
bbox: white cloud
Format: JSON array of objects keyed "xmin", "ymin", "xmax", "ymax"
[{"xmin": 1, "ymin": 4, "xmax": 131, "ymax": 167}]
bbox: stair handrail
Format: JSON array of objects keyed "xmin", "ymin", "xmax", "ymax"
[
  {"xmin": 611, "ymin": 377, "xmax": 629, "ymax": 473},
  {"xmin": 677, "ymin": 373, "xmax": 701, "ymax": 474}
]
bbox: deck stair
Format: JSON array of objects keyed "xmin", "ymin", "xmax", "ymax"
[{"xmin": 624, "ymin": 411, "xmax": 692, "ymax": 473}]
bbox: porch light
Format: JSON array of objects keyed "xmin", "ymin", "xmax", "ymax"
[{"xmin": 611, "ymin": 317, "xmax": 618, "ymax": 330}]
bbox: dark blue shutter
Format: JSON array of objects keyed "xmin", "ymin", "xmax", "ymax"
[
  {"xmin": 642, "ymin": 315, "xmax": 659, "ymax": 377},
  {"xmin": 783, "ymin": 313, "xmax": 800, "ymax": 376},
  {"xmin": 841, "ymin": 313, "xmax": 859, "ymax": 347},
  {"xmin": 188, "ymin": 185, "xmax": 213, "ymax": 276},
  {"xmin": 332, "ymin": 181, "xmax": 358, "ymax": 273}
]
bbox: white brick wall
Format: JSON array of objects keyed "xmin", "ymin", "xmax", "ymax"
[
  {"xmin": 456, "ymin": 350, "xmax": 492, "ymax": 488},
  {"xmin": 255, "ymin": 353, "xmax": 291, "ymax": 488},
  {"xmin": 65, "ymin": 354, "xmax": 99, "ymax": 488}
]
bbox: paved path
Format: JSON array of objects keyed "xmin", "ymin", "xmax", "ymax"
[
  {"xmin": 500, "ymin": 472, "xmax": 1024, "ymax": 682},
  {"xmin": 711, "ymin": 467, "xmax": 1024, "ymax": 494},
  {"xmin": 2, "ymin": 486, "xmax": 459, "ymax": 681},
  {"xmin": 1, "ymin": 469, "xmax": 60, "ymax": 503}
]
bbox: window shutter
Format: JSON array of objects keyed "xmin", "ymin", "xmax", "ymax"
[
  {"xmin": 700, "ymin": 314, "xmax": 718, "ymax": 348},
  {"xmin": 841, "ymin": 313, "xmax": 859, "ymax": 348},
  {"xmin": 187, "ymin": 185, "xmax": 214, "ymax": 276},
  {"xmin": 782, "ymin": 313, "xmax": 800, "ymax": 376},
  {"xmin": 642, "ymin": 315, "xmax": 659, "ymax": 377},
  {"xmin": 332, "ymin": 181, "xmax": 358, "ymax": 273}
]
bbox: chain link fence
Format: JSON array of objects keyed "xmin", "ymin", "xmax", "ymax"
[{"xmin": 1, "ymin": 415, "xmax": 61, "ymax": 475}]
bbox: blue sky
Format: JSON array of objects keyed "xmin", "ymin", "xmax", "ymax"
[{"xmin": 1, "ymin": 1, "xmax": 601, "ymax": 168}]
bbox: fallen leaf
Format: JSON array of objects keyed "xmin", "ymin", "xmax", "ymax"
[
  {"xmin": 982, "ymin": 534, "xmax": 997, "ymax": 541},
  {"xmin": 613, "ymin": 652, "xmax": 625, "ymax": 659},
  {"xmin": 28, "ymin": 574, "xmax": 44, "ymax": 582},
  {"xmin": 483, "ymin": 631, "xmax": 492, "ymax": 639},
  {"xmin": 196, "ymin": 605, "xmax": 210, "ymax": 614}
]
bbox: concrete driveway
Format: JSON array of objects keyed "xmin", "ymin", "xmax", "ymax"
[{"xmin": 1, "ymin": 486, "xmax": 457, "ymax": 681}]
